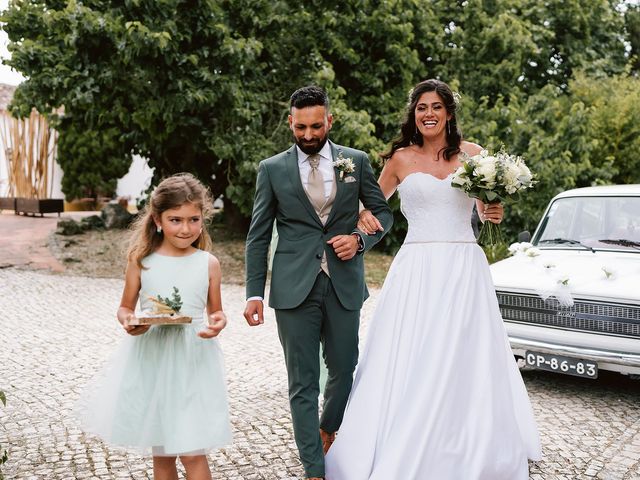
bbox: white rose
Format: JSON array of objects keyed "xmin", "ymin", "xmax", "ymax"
[
  {"xmin": 508, "ymin": 241, "xmax": 533, "ymax": 255},
  {"xmin": 526, "ymin": 247, "xmax": 541, "ymax": 257},
  {"xmin": 451, "ymin": 167, "xmax": 471, "ymax": 187},
  {"xmin": 517, "ymin": 161, "xmax": 533, "ymax": 185},
  {"xmin": 475, "ymin": 156, "xmax": 497, "ymax": 186},
  {"xmin": 502, "ymin": 162, "xmax": 521, "ymax": 194}
]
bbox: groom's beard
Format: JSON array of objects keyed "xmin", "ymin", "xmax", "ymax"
[{"xmin": 295, "ymin": 134, "xmax": 329, "ymax": 155}]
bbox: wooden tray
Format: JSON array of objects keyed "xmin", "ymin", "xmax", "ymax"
[{"xmin": 127, "ymin": 314, "xmax": 192, "ymax": 326}]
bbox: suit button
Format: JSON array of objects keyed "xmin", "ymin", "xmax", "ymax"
[
  {"xmin": 323, "ymin": 227, "xmax": 328, "ymax": 234},
  {"xmin": 315, "ymin": 254, "xmax": 322, "ymax": 259}
]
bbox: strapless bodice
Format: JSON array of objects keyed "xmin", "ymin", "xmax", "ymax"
[{"xmin": 397, "ymin": 172, "xmax": 476, "ymax": 243}]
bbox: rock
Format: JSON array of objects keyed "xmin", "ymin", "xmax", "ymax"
[
  {"xmin": 80, "ymin": 215, "xmax": 105, "ymax": 231},
  {"xmin": 56, "ymin": 219, "xmax": 84, "ymax": 236},
  {"xmin": 101, "ymin": 204, "xmax": 132, "ymax": 229}
]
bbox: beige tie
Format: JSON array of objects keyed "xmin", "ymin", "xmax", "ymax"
[
  {"xmin": 307, "ymin": 154, "xmax": 325, "ymax": 210},
  {"xmin": 307, "ymin": 153, "xmax": 330, "ymax": 276}
]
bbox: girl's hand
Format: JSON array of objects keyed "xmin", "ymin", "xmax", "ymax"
[
  {"xmin": 124, "ymin": 324, "xmax": 151, "ymax": 336},
  {"xmin": 481, "ymin": 203, "xmax": 504, "ymax": 224},
  {"xmin": 357, "ymin": 209, "xmax": 383, "ymax": 235},
  {"xmin": 199, "ymin": 311, "xmax": 227, "ymax": 339},
  {"xmin": 121, "ymin": 312, "xmax": 150, "ymax": 336}
]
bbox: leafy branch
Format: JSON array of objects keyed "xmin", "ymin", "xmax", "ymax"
[{"xmin": 148, "ymin": 287, "xmax": 183, "ymax": 314}]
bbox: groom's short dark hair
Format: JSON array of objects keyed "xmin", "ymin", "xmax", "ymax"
[{"xmin": 290, "ymin": 86, "xmax": 330, "ymax": 110}]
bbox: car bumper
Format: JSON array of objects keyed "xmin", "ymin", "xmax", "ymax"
[{"xmin": 509, "ymin": 335, "xmax": 640, "ymax": 375}]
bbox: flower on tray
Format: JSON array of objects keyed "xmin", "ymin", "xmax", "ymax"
[{"xmin": 148, "ymin": 286, "xmax": 183, "ymax": 315}]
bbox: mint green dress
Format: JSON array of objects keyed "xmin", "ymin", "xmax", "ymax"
[{"xmin": 78, "ymin": 250, "xmax": 232, "ymax": 456}]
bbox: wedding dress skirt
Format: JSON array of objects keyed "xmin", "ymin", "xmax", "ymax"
[{"xmin": 325, "ymin": 173, "xmax": 541, "ymax": 479}]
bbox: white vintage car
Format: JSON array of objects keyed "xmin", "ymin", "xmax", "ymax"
[{"xmin": 490, "ymin": 185, "xmax": 640, "ymax": 379}]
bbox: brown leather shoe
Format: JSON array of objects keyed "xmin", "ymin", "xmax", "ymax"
[{"xmin": 319, "ymin": 428, "xmax": 336, "ymax": 454}]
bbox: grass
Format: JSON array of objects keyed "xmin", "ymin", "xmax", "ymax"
[{"xmin": 50, "ymin": 224, "xmax": 394, "ymax": 288}]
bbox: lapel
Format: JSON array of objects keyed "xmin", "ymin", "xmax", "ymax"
[
  {"xmin": 326, "ymin": 141, "xmax": 346, "ymax": 226},
  {"xmin": 284, "ymin": 145, "xmax": 323, "ymax": 226}
]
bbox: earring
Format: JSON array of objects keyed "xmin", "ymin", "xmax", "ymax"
[
  {"xmin": 157, "ymin": 225, "xmax": 162, "ymax": 233},
  {"xmin": 447, "ymin": 120, "xmax": 451, "ymax": 135}
]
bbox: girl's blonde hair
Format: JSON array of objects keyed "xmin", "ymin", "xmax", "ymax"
[{"xmin": 127, "ymin": 173, "xmax": 214, "ymax": 268}]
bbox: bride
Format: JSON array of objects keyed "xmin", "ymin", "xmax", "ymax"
[{"xmin": 324, "ymin": 79, "xmax": 542, "ymax": 479}]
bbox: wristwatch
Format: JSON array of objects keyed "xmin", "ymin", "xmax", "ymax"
[{"xmin": 352, "ymin": 233, "xmax": 365, "ymax": 254}]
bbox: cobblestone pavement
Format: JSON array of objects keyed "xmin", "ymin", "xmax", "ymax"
[{"xmin": 1, "ymin": 268, "xmax": 639, "ymax": 479}]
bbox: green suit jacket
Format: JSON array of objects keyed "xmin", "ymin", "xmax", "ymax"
[{"xmin": 245, "ymin": 141, "xmax": 393, "ymax": 310}]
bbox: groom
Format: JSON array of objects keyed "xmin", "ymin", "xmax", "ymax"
[{"xmin": 244, "ymin": 86, "xmax": 392, "ymax": 479}]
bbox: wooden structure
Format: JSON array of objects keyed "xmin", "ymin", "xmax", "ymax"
[{"xmin": 0, "ymin": 106, "xmax": 62, "ymax": 216}]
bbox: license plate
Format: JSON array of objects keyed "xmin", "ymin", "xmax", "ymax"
[{"xmin": 525, "ymin": 351, "xmax": 598, "ymax": 379}]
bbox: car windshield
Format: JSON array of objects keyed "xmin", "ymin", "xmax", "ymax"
[{"xmin": 533, "ymin": 196, "xmax": 640, "ymax": 252}]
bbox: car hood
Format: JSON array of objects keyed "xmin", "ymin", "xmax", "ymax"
[{"xmin": 489, "ymin": 249, "xmax": 640, "ymax": 304}]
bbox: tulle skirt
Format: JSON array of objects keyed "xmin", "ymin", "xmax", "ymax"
[
  {"xmin": 77, "ymin": 322, "xmax": 232, "ymax": 456},
  {"xmin": 325, "ymin": 242, "xmax": 541, "ymax": 479}
]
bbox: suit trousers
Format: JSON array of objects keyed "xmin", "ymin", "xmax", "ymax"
[{"xmin": 275, "ymin": 271, "xmax": 360, "ymax": 478}]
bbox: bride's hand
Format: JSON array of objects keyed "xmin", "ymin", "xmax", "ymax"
[
  {"xmin": 482, "ymin": 203, "xmax": 504, "ymax": 224},
  {"xmin": 358, "ymin": 209, "xmax": 384, "ymax": 235}
]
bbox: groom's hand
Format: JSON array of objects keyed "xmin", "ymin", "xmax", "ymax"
[
  {"xmin": 244, "ymin": 300, "xmax": 264, "ymax": 326},
  {"xmin": 328, "ymin": 234, "xmax": 359, "ymax": 261}
]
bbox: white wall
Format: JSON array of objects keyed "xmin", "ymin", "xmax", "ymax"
[
  {"xmin": 0, "ymin": 153, "xmax": 154, "ymax": 204},
  {"xmin": 116, "ymin": 155, "xmax": 155, "ymax": 204}
]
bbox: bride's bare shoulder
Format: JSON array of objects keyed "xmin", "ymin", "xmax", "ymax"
[
  {"xmin": 460, "ymin": 141, "xmax": 483, "ymax": 156},
  {"xmin": 389, "ymin": 145, "xmax": 418, "ymax": 165}
]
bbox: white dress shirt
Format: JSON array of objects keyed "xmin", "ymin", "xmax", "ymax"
[{"xmin": 297, "ymin": 142, "xmax": 335, "ymax": 199}]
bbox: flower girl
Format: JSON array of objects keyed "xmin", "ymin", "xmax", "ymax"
[{"xmin": 78, "ymin": 173, "xmax": 231, "ymax": 480}]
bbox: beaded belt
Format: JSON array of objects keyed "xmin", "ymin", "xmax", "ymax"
[{"xmin": 403, "ymin": 240, "xmax": 477, "ymax": 244}]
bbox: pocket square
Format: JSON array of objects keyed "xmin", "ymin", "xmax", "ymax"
[{"xmin": 343, "ymin": 176, "xmax": 356, "ymax": 183}]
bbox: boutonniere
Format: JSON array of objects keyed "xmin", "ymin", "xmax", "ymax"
[{"xmin": 333, "ymin": 152, "xmax": 355, "ymax": 181}]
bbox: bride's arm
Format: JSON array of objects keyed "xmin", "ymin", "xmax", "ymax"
[
  {"xmin": 463, "ymin": 142, "xmax": 504, "ymax": 225},
  {"xmin": 358, "ymin": 157, "xmax": 401, "ymax": 234},
  {"xmin": 377, "ymin": 160, "xmax": 401, "ymax": 200}
]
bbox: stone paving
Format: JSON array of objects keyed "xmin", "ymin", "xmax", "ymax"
[
  {"xmin": 0, "ymin": 211, "xmax": 96, "ymax": 272},
  {"xmin": 1, "ymin": 268, "xmax": 639, "ymax": 479}
]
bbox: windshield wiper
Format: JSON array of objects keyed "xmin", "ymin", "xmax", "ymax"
[
  {"xmin": 598, "ymin": 239, "xmax": 640, "ymax": 250},
  {"xmin": 538, "ymin": 238, "xmax": 595, "ymax": 252}
]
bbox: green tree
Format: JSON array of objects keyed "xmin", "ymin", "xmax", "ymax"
[
  {"xmin": 2, "ymin": 0, "xmax": 636, "ymax": 244},
  {"xmin": 465, "ymin": 72, "xmax": 640, "ymax": 239},
  {"xmin": 625, "ymin": 3, "xmax": 640, "ymax": 72}
]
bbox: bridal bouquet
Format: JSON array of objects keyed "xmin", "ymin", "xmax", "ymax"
[{"xmin": 451, "ymin": 149, "xmax": 535, "ymax": 245}]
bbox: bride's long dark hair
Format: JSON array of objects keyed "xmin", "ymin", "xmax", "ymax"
[{"xmin": 382, "ymin": 79, "xmax": 462, "ymax": 162}]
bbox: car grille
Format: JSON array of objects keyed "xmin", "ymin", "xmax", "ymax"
[{"xmin": 496, "ymin": 291, "xmax": 640, "ymax": 338}]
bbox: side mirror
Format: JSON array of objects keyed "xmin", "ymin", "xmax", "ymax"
[{"xmin": 517, "ymin": 231, "xmax": 531, "ymax": 242}]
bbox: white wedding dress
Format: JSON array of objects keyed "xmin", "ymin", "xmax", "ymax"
[{"xmin": 325, "ymin": 172, "xmax": 541, "ymax": 480}]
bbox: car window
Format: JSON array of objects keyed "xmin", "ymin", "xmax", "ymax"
[
  {"xmin": 575, "ymin": 198, "xmax": 606, "ymax": 239},
  {"xmin": 536, "ymin": 196, "xmax": 640, "ymax": 251}
]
